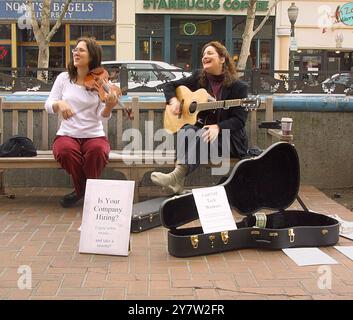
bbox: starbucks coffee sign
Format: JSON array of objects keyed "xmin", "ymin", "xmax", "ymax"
[{"xmin": 142, "ymin": 0, "xmax": 269, "ymax": 12}]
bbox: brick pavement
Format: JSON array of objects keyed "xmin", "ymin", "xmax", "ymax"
[{"xmin": 1, "ymin": 185, "xmax": 353, "ymax": 300}]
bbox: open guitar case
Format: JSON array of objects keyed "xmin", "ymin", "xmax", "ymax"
[{"xmin": 160, "ymin": 142, "xmax": 339, "ymax": 257}]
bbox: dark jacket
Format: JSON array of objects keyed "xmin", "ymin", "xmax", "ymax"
[{"xmin": 163, "ymin": 70, "xmax": 248, "ymax": 158}]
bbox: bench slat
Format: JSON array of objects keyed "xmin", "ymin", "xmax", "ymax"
[
  {"xmin": 12, "ymin": 110, "xmax": 18, "ymax": 136},
  {"xmin": 27, "ymin": 110, "xmax": 34, "ymax": 140},
  {"xmin": 131, "ymin": 97, "xmax": 139, "ymax": 133},
  {"xmin": 42, "ymin": 111, "xmax": 49, "ymax": 150},
  {"xmin": 116, "ymin": 110, "xmax": 123, "ymax": 150}
]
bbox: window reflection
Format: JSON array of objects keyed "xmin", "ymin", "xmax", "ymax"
[
  {"xmin": 0, "ymin": 45, "xmax": 11, "ymax": 67},
  {"xmin": 138, "ymin": 39, "xmax": 163, "ymax": 61},
  {"xmin": 0, "ymin": 25, "xmax": 11, "ymax": 39},
  {"xmin": 17, "ymin": 25, "xmax": 65, "ymax": 42},
  {"xmin": 70, "ymin": 25, "xmax": 115, "ymax": 40}
]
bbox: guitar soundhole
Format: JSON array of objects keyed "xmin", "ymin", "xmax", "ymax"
[{"xmin": 189, "ymin": 101, "xmax": 197, "ymax": 114}]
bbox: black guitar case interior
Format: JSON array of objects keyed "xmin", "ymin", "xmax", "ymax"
[{"xmin": 160, "ymin": 142, "xmax": 339, "ymax": 257}]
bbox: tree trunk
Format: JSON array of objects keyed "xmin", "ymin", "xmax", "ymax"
[
  {"xmin": 237, "ymin": 0, "xmax": 257, "ymax": 73},
  {"xmin": 37, "ymin": 44, "xmax": 49, "ymax": 81},
  {"xmin": 26, "ymin": 0, "xmax": 72, "ymax": 81},
  {"xmin": 237, "ymin": 0, "xmax": 281, "ymax": 75}
]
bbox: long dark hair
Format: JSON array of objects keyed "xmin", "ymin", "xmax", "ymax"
[
  {"xmin": 199, "ymin": 41, "xmax": 238, "ymax": 87},
  {"xmin": 67, "ymin": 37, "xmax": 102, "ymax": 82}
]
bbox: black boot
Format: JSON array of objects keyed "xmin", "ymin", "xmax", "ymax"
[{"xmin": 60, "ymin": 191, "xmax": 83, "ymax": 208}]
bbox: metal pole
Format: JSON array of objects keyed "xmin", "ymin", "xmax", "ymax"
[
  {"xmin": 149, "ymin": 30, "xmax": 154, "ymax": 61},
  {"xmin": 289, "ymin": 23, "xmax": 295, "ymax": 92},
  {"xmin": 149, "ymin": 35, "xmax": 152, "ymax": 61}
]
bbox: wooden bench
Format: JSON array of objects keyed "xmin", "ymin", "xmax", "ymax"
[{"xmin": 0, "ymin": 95, "xmax": 292, "ymax": 201}]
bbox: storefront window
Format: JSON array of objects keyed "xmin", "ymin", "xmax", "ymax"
[
  {"xmin": 49, "ymin": 47, "xmax": 65, "ymax": 68},
  {"xmin": 175, "ymin": 43, "xmax": 193, "ymax": 71},
  {"xmin": 233, "ymin": 40, "xmax": 257, "ymax": 70},
  {"xmin": 136, "ymin": 15, "xmax": 164, "ymax": 37},
  {"xmin": 232, "ymin": 16, "xmax": 274, "ymax": 72},
  {"xmin": 102, "ymin": 46, "xmax": 115, "ymax": 61},
  {"xmin": 17, "ymin": 25, "xmax": 64, "ymax": 42},
  {"xmin": 17, "ymin": 47, "xmax": 37, "ymax": 77},
  {"xmin": 232, "ymin": 17, "xmax": 274, "ymax": 39},
  {"xmin": 0, "ymin": 24, "xmax": 11, "ymax": 39},
  {"xmin": 302, "ymin": 55, "xmax": 322, "ymax": 71},
  {"xmin": 138, "ymin": 39, "xmax": 163, "ymax": 61},
  {"xmin": 259, "ymin": 40, "xmax": 271, "ymax": 71},
  {"xmin": 0, "ymin": 45, "xmax": 11, "ymax": 67},
  {"xmin": 70, "ymin": 25, "xmax": 115, "ymax": 41}
]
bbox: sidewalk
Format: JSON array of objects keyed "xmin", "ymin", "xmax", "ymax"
[{"xmin": 1, "ymin": 185, "xmax": 353, "ymax": 300}]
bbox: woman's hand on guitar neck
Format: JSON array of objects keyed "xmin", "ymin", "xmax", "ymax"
[{"xmin": 167, "ymin": 97, "xmax": 181, "ymax": 115}]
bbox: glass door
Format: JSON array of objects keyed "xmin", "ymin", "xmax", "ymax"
[
  {"xmin": 175, "ymin": 42, "xmax": 193, "ymax": 71},
  {"xmin": 173, "ymin": 39, "xmax": 213, "ymax": 72}
]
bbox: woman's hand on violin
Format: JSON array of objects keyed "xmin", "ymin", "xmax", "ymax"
[
  {"xmin": 105, "ymin": 87, "xmax": 122, "ymax": 109},
  {"xmin": 167, "ymin": 97, "xmax": 181, "ymax": 115},
  {"xmin": 56, "ymin": 101, "xmax": 75, "ymax": 120}
]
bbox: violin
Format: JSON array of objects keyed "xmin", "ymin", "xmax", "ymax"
[{"xmin": 84, "ymin": 67, "xmax": 134, "ymax": 120}]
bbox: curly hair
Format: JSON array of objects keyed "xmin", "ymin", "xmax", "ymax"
[
  {"xmin": 199, "ymin": 41, "xmax": 238, "ymax": 87},
  {"xmin": 67, "ymin": 37, "xmax": 102, "ymax": 82}
]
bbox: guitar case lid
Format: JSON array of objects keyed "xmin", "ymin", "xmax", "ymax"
[{"xmin": 160, "ymin": 142, "xmax": 300, "ymax": 230}]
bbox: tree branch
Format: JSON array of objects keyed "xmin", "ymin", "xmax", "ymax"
[
  {"xmin": 26, "ymin": 0, "xmax": 42, "ymax": 40},
  {"xmin": 47, "ymin": 0, "xmax": 72, "ymax": 41},
  {"xmin": 41, "ymin": 0, "xmax": 51, "ymax": 44},
  {"xmin": 253, "ymin": 0, "xmax": 281, "ymax": 37}
]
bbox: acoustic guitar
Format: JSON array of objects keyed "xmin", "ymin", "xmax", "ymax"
[{"xmin": 164, "ymin": 85, "xmax": 261, "ymax": 134}]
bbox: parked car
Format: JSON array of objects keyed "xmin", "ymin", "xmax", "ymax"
[
  {"xmin": 321, "ymin": 72, "xmax": 353, "ymax": 93},
  {"xmin": 102, "ymin": 60, "xmax": 191, "ymax": 94}
]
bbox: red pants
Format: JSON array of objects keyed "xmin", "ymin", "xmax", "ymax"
[{"xmin": 53, "ymin": 136, "xmax": 110, "ymax": 196}]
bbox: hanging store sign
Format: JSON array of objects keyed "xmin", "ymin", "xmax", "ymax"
[
  {"xmin": 183, "ymin": 22, "xmax": 197, "ymax": 35},
  {"xmin": 142, "ymin": 0, "xmax": 269, "ymax": 12},
  {"xmin": 0, "ymin": 0, "xmax": 115, "ymax": 22},
  {"xmin": 338, "ymin": 2, "xmax": 353, "ymax": 26}
]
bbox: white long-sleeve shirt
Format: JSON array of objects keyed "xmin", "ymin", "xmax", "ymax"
[{"xmin": 45, "ymin": 72, "xmax": 108, "ymax": 138}]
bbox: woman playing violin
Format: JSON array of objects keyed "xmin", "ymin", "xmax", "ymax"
[{"xmin": 45, "ymin": 37, "xmax": 121, "ymax": 208}]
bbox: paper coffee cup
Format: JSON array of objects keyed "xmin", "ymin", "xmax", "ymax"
[{"xmin": 281, "ymin": 117, "xmax": 293, "ymax": 135}]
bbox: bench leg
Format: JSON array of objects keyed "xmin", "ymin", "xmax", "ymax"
[
  {"xmin": 0, "ymin": 170, "xmax": 15, "ymax": 199},
  {"xmin": 113, "ymin": 168, "xmax": 139, "ymax": 203}
]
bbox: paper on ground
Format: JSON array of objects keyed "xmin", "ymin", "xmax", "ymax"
[
  {"xmin": 341, "ymin": 232, "xmax": 353, "ymax": 241},
  {"xmin": 334, "ymin": 246, "xmax": 353, "ymax": 261},
  {"xmin": 329, "ymin": 214, "xmax": 353, "ymax": 240},
  {"xmin": 282, "ymin": 247, "xmax": 339, "ymax": 266}
]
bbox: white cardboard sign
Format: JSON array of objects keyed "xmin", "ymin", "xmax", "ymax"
[
  {"xmin": 79, "ymin": 179, "xmax": 135, "ymax": 256},
  {"xmin": 192, "ymin": 186, "xmax": 237, "ymax": 234}
]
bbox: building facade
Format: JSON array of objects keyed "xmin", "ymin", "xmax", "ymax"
[
  {"xmin": 0, "ymin": 0, "xmax": 117, "ymax": 70},
  {"xmin": 1, "ymin": 0, "xmax": 352, "ymax": 74},
  {"xmin": 118, "ymin": 0, "xmax": 276, "ymax": 71},
  {"xmin": 276, "ymin": 0, "xmax": 353, "ymax": 74}
]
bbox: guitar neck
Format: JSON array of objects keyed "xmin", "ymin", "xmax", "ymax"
[{"xmin": 196, "ymin": 99, "xmax": 242, "ymax": 113}]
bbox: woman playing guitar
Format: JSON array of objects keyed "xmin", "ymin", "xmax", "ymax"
[{"xmin": 151, "ymin": 41, "xmax": 249, "ymax": 194}]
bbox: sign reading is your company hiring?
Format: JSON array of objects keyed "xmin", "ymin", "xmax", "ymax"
[{"xmin": 79, "ymin": 179, "xmax": 135, "ymax": 256}]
